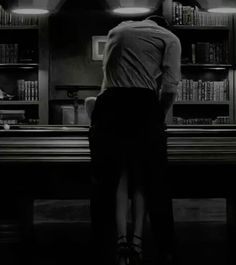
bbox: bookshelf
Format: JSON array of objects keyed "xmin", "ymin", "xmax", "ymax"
[
  {"xmin": 0, "ymin": 5, "xmax": 49, "ymax": 125},
  {"xmin": 163, "ymin": 0, "xmax": 235, "ymax": 125}
]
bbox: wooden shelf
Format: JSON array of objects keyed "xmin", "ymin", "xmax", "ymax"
[
  {"xmin": 0, "ymin": 63, "xmax": 38, "ymax": 68},
  {"xmin": 181, "ymin": 64, "xmax": 232, "ymax": 68},
  {"xmin": 174, "ymin": 101, "xmax": 230, "ymax": 105},
  {"xmin": 0, "ymin": 25, "xmax": 39, "ymax": 30},
  {"xmin": 0, "ymin": 101, "xmax": 39, "ymax": 105},
  {"xmin": 171, "ymin": 25, "xmax": 230, "ymax": 31}
]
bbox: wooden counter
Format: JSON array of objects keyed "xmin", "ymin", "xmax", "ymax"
[
  {"xmin": 1, "ymin": 124, "xmax": 236, "ymax": 259},
  {"xmin": 1, "ymin": 124, "xmax": 236, "ymax": 197},
  {"xmin": 1, "ymin": 124, "xmax": 236, "ymax": 164}
]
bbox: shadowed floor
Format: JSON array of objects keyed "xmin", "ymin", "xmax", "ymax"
[
  {"xmin": 31, "ymin": 221, "xmax": 228, "ymax": 265},
  {"xmin": 0, "ymin": 199, "xmax": 229, "ymax": 265}
]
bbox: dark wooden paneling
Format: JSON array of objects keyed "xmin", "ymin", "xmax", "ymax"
[
  {"xmin": 1, "ymin": 125, "xmax": 236, "ymax": 245},
  {"xmin": 1, "ymin": 125, "xmax": 236, "ymax": 199}
]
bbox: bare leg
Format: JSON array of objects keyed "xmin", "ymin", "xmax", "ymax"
[
  {"xmin": 133, "ymin": 186, "xmax": 146, "ymax": 238},
  {"xmin": 131, "ymin": 182, "xmax": 146, "ymax": 257},
  {"xmin": 116, "ymin": 170, "xmax": 130, "ymax": 265},
  {"xmin": 116, "ymin": 169, "xmax": 129, "ymax": 240}
]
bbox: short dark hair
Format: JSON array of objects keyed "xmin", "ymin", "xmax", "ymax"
[{"xmin": 145, "ymin": 15, "xmax": 170, "ymax": 29}]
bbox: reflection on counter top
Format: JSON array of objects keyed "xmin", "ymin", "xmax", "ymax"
[
  {"xmin": 0, "ymin": 124, "xmax": 89, "ymax": 133},
  {"xmin": 1, "ymin": 124, "xmax": 236, "ymax": 134}
]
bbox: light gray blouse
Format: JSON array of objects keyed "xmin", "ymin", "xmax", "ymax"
[{"xmin": 101, "ymin": 19, "xmax": 181, "ymax": 95}]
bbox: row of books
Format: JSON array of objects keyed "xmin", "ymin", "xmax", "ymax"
[
  {"xmin": 0, "ymin": 222, "xmax": 20, "ymax": 243},
  {"xmin": 172, "ymin": 2, "xmax": 229, "ymax": 26},
  {"xmin": 0, "ymin": 118, "xmax": 39, "ymax": 125},
  {"xmin": 17, "ymin": 80, "xmax": 39, "ymax": 101},
  {"xmin": 190, "ymin": 41, "xmax": 229, "ymax": 64},
  {"xmin": 0, "ymin": 5, "xmax": 38, "ymax": 26},
  {"xmin": 0, "ymin": 43, "xmax": 18, "ymax": 63},
  {"xmin": 0, "ymin": 110, "xmax": 25, "ymax": 125},
  {"xmin": 0, "ymin": 119, "xmax": 18, "ymax": 125},
  {"xmin": 173, "ymin": 116, "xmax": 230, "ymax": 125},
  {"xmin": 176, "ymin": 79, "xmax": 229, "ymax": 102}
]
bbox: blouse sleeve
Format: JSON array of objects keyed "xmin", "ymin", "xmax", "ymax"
[{"xmin": 161, "ymin": 36, "xmax": 182, "ymax": 93}]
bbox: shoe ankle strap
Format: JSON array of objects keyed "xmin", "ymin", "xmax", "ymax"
[
  {"xmin": 133, "ymin": 235, "xmax": 142, "ymax": 241},
  {"xmin": 117, "ymin": 235, "xmax": 128, "ymax": 242}
]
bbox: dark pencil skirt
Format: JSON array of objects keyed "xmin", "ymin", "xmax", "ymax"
[{"xmin": 89, "ymin": 87, "xmax": 168, "ymax": 194}]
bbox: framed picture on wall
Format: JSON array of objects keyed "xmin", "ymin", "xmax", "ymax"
[{"xmin": 92, "ymin": 36, "xmax": 107, "ymax": 61}]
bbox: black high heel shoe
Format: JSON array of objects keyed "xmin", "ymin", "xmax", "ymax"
[
  {"xmin": 116, "ymin": 236, "xmax": 130, "ymax": 265},
  {"xmin": 129, "ymin": 235, "xmax": 143, "ymax": 265}
]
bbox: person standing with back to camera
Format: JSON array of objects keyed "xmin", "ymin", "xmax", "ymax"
[{"xmin": 86, "ymin": 2, "xmax": 181, "ymax": 265}]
